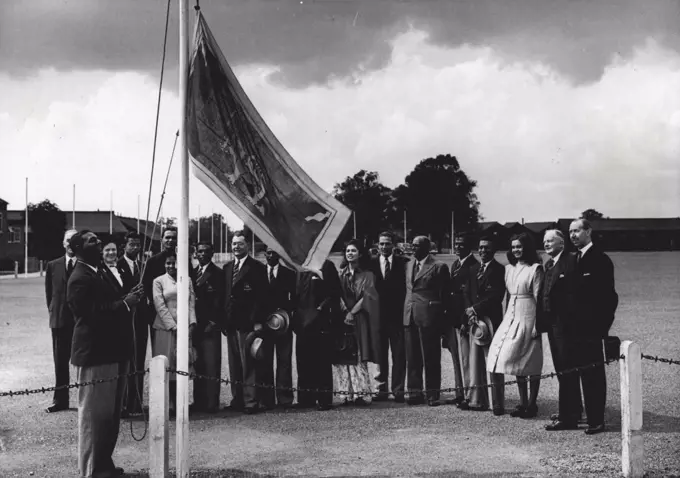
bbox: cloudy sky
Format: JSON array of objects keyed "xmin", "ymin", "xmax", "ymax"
[{"xmin": 1, "ymin": 0, "xmax": 679, "ymax": 229}]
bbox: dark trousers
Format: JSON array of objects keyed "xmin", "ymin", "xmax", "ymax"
[
  {"xmin": 375, "ymin": 319, "xmax": 406, "ymax": 399},
  {"xmin": 51, "ymin": 326, "xmax": 73, "ymax": 407},
  {"xmin": 563, "ymin": 337, "xmax": 606, "ymax": 427},
  {"xmin": 295, "ymin": 329, "xmax": 333, "ymax": 406},
  {"xmin": 125, "ymin": 314, "xmax": 150, "ymax": 413},
  {"xmin": 549, "ymin": 324, "xmax": 584, "ymax": 422},
  {"xmin": 193, "ymin": 329, "xmax": 222, "ymax": 411},
  {"xmin": 226, "ymin": 330, "xmax": 258, "ymax": 409},
  {"xmin": 405, "ymin": 324, "xmax": 441, "ymax": 401},
  {"xmin": 260, "ymin": 331, "xmax": 294, "ymax": 407}
]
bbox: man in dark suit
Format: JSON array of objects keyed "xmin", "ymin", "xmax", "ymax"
[
  {"xmin": 443, "ymin": 233, "xmax": 478, "ymax": 406},
  {"xmin": 259, "ymin": 247, "xmax": 297, "ymax": 409},
  {"xmin": 539, "ymin": 229, "xmax": 584, "ymax": 427},
  {"xmin": 462, "ymin": 236, "xmax": 505, "ymax": 413},
  {"xmin": 547, "ymin": 219, "xmax": 618, "ymax": 435},
  {"xmin": 369, "ymin": 231, "xmax": 407, "ymax": 402},
  {"xmin": 294, "ymin": 259, "xmax": 341, "ymax": 411},
  {"xmin": 141, "ymin": 227, "xmax": 178, "ymax": 329},
  {"xmin": 191, "ymin": 241, "xmax": 225, "ymax": 413},
  {"xmin": 221, "ymin": 231, "xmax": 268, "ymax": 414},
  {"xmin": 403, "ymin": 235, "xmax": 451, "ymax": 406},
  {"xmin": 67, "ymin": 229, "xmax": 144, "ymax": 478},
  {"xmin": 44, "ymin": 228, "xmax": 79, "ymax": 413}
]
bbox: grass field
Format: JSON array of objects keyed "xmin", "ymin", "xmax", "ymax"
[{"xmin": 0, "ymin": 252, "xmax": 679, "ymax": 477}]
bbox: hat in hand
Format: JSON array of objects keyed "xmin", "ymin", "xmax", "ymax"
[
  {"xmin": 245, "ymin": 330, "xmax": 266, "ymax": 361},
  {"xmin": 265, "ymin": 309, "xmax": 290, "ymax": 336},
  {"xmin": 470, "ymin": 316, "xmax": 494, "ymax": 347}
]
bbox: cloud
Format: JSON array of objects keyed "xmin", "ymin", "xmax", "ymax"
[{"xmin": 1, "ymin": 27, "xmax": 679, "ymax": 228}]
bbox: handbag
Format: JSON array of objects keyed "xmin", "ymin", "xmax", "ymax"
[{"xmin": 330, "ymin": 327, "xmax": 358, "ymax": 365}]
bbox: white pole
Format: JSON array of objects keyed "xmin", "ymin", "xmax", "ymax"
[
  {"xmin": 251, "ymin": 229, "xmax": 255, "ymax": 257},
  {"xmin": 149, "ymin": 355, "xmax": 169, "ymax": 478},
  {"xmin": 211, "ymin": 209, "xmax": 214, "ymax": 245},
  {"xmin": 451, "ymin": 210, "xmax": 455, "ymax": 254},
  {"xmin": 24, "ymin": 177, "xmax": 28, "ymax": 277},
  {"xmin": 160, "ymin": 204, "xmax": 165, "ymax": 237},
  {"xmin": 72, "ymin": 184, "xmax": 76, "ymax": 228},
  {"xmin": 109, "ymin": 190, "xmax": 113, "ymax": 235},
  {"xmin": 403, "ymin": 209, "xmax": 407, "ymax": 244},
  {"xmin": 177, "ymin": 0, "xmax": 191, "ymax": 475},
  {"xmin": 137, "ymin": 194, "xmax": 141, "ymax": 233},
  {"xmin": 219, "ymin": 215, "xmax": 223, "ymax": 254},
  {"xmin": 197, "ymin": 205, "xmax": 201, "ymax": 242},
  {"xmin": 621, "ymin": 340, "xmax": 644, "ymax": 477},
  {"xmin": 353, "ymin": 211, "xmax": 357, "ymax": 239}
]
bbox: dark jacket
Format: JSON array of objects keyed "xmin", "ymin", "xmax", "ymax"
[
  {"xmin": 117, "ymin": 255, "xmax": 141, "ymax": 294},
  {"xmin": 264, "ymin": 263, "xmax": 297, "ymax": 316},
  {"xmin": 222, "ymin": 255, "xmax": 268, "ymax": 332},
  {"xmin": 403, "ymin": 255, "xmax": 452, "ymax": 328},
  {"xmin": 537, "ymin": 251, "xmax": 574, "ymax": 333},
  {"xmin": 294, "ymin": 260, "xmax": 342, "ymax": 333},
  {"xmin": 68, "ymin": 262, "xmax": 133, "ymax": 366},
  {"xmin": 45, "ymin": 256, "xmax": 76, "ymax": 329},
  {"xmin": 449, "ymin": 254, "xmax": 480, "ymax": 328},
  {"xmin": 469, "ymin": 259, "xmax": 505, "ymax": 331},
  {"xmin": 193, "ymin": 261, "xmax": 225, "ymax": 334},
  {"xmin": 369, "ymin": 255, "xmax": 407, "ymax": 324}
]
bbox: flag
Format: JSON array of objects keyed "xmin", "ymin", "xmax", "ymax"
[{"xmin": 186, "ymin": 13, "xmax": 351, "ymax": 271}]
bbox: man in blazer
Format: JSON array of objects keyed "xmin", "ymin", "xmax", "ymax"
[
  {"xmin": 67, "ymin": 229, "xmax": 144, "ymax": 478},
  {"xmin": 221, "ymin": 231, "xmax": 268, "ymax": 414},
  {"xmin": 546, "ymin": 219, "xmax": 618, "ymax": 435},
  {"xmin": 369, "ymin": 231, "xmax": 407, "ymax": 402},
  {"xmin": 44, "ymin": 228, "xmax": 79, "ymax": 413},
  {"xmin": 403, "ymin": 235, "xmax": 451, "ymax": 406},
  {"xmin": 192, "ymin": 241, "xmax": 225, "ymax": 413},
  {"xmin": 443, "ymin": 233, "xmax": 478, "ymax": 406},
  {"xmin": 462, "ymin": 236, "xmax": 505, "ymax": 413},
  {"xmin": 259, "ymin": 247, "xmax": 297, "ymax": 409}
]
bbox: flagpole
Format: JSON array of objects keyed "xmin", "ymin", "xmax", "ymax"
[
  {"xmin": 24, "ymin": 178, "xmax": 29, "ymax": 278},
  {"xmin": 353, "ymin": 211, "xmax": 357, "ymax": 239},
  {"xmin": 137, "ymin": 194, "xmax": 141, "ymax": 233},
  {"xmin": 403, "ymin": 209, "xmax": 407, "ymax": 244},
  {"xmin": 211, "ymin": 209, "xmax": 214, "ymax": 245},
  {"xmin": 451, "ymin": 210, "xmax": 455, "ymax": 254},
  {"xmin": 109, "ymin": 190, "xmax": 113, "ymax": 235},
  {"xmin": 72, "ymin": 184, "xmax": 76, "ymax": 228},
  {"xmin": 177, "ymin": 0, "xmax": 191, "ymax": 475},
  {"xmin": 219, "ymin": 214, "xmax": 223, "ymax": 254},
  {"xmin": 251, "ymin": 229, "xmax": 255, "ymax": 257},
  {"xmin": 197, "ymin": 205, "xmax": 201, "ymax": 242}
]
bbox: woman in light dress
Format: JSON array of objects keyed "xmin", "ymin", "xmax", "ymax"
[
  {"xmin": 332, "ymin": 239, "xmax": 381, "ymax": 406},
  {"xmin": 487, "ymin": 233, "xmax": 544, "ymax": 418},
  {"xmin": 152, "ymin": 252, "xmax": 197, "ymax": 415}
]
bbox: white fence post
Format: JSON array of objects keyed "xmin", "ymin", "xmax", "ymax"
[
  {"xmin": 39, "ymin": 260, "xmax": 44, "ymax": 277},
  {"xmin": 149, "ymin": 355, "xmax": 169, "ymax": 478},
  {"xmin": 620, "ymin": 340, "xmax": 643, "ymax": 478},
  {"xmin": 13, "ymin": 261, "xmax": 18, "ymax": 279}
]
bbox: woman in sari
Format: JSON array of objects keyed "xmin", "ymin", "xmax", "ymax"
[{"xmin": 333, "ymin": 239, "xmax": 382, "ymax": 405}]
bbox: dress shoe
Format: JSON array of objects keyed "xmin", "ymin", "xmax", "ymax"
[
  {"xmin": 316, "ymin": 403, "xmax": 333, "ymax": 411},
  {"xmin": 407, "ymin": 397, "xmax": 425, "ymax": 406},
  {"xmin": 393, "ymin": 395, "xmax": 405, "ymax": 403},
  {"xmin": 468, "ymin": 405, "xmax": 489, "ymax": 412},
  {"xmin": 446, "ymin": 397, "xmax": 465, "ymax": 406},
  {"xmin": 510, "ymin": 405, "xmax": 525, "ymax": 417},
  {"xmin": 45, "ymin": 404, "xmax": 69, "ymax": 413},
  {"xmin": 521, "ymin": 405, "xmax": 538, "ymax": 418},
  {"xmin": 545, "ymin": 420, "xmax": 579, "ymax": 431},
  {"xmin": 584, "ymin": 424, "xmax": 606, "ymax": 435},
  {"xmin": 493, "ymin": 408, "xmax": 505, "ymax": 416},
  {"xmin": 427, "ymin": 399, "xmax": 441, "ymax": 407},
  {"xmin": 457, "ymin": 401, "xmax": 471, "ymax": 411},
  {"xmin": 551, "ymin": 412, "xmax": 586, "ymax": 423}
]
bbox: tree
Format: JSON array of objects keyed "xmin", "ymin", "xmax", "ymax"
[
  {"xmin": 581, "ymin": 209, "xmax": 605, "ymax": 221},
  {"xmin": 392, "ymin": 154, "xmax": 480, "ymax": 247},
  {"xmin": 332, "ymin": 170, "xmax": 393, "ymax": 249},
  {"xmin": 27, "ymin": 199, "xmax": 67, "ymax": 261}
]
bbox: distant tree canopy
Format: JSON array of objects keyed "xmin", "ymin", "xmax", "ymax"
[
  {"xmin": 581, "ymin": 209, "xmax": 606, "ymax": 221},
  {"xmin": 28, "ymin": 199, "xmax": 66, "ymax": 261}
]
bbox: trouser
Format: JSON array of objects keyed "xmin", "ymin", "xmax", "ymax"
[
  {"xmin": 562, "ymin": 337, "xmax": 606, "ymax": 426},
  {"xmin": 260, "ymin": 331, "xmax": 294, "ymax": 407},
  {"xmin": 124, "ymin": 313, "xmax": 150, "ymax": 413},
  {"xmin": 226, "ymin": 330, "xmax": 258, "ymax": 409},
  {"xmin": 193, "ymin": 329, "xmax": 222, "ymax": 411},
  {"xmin": 405, "ymin": 324, "xmax": 441, "ymax": 401},
  {"xmin": 295, "ymin": 329, "xmax": 333, "ymax": 406},
  {"xmin": 375, "ymin": 319, "xmax": 406, "ymax": 399},
  {"xmin": 548, "ymin": 324, "xmax": 584, "ymax": 422},
  {"xmin": 76, "ymin": 361, "xmax": 128, "ymax": 478},
  {"xmin": 469, "ymin": 339, "xmax": 504, "ymax": 409},
  {"xmin": 51, "ymin": 326, "xmax": 74, "ymax": 406},
  {"xmin": 443, "ymin": 325, "xmax": 469, "ymax": 400}
]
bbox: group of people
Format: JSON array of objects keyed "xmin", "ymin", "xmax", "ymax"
[{"xmin": 44, "ymin": 218, "xmax": 618, "ymax": 477}]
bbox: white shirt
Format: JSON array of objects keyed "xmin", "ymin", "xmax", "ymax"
[
  {"xmin": 267, "ymin": 264, "xmax": 279, "ymax": 280},
  {"xmin": 551, "ymin": 250, "xmax": 564, "ymax": 265},
  {"xmin": 579, "ymin": 242, "xmax": 594, "ymax": 258},
  {"xmin": 380, "ymin": 254, "xmax": 393, "ymax": 278},
  {"xmin": 107, "ymin": 264, "xmax": 123, "ymax": 287},
  {"xmin": 233, "ymin": 255, "xmax": 246, "ymax": 271},
  {"xmin": 65, "ymin": 255, "xmax": 77, "ymax": 269}
]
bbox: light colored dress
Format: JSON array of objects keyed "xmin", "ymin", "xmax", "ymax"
[
  {"xmin": 152, "ymin": 273, "xmax": 197, "ymax": 380},
  {"xmin": 487, "ymin": 263, "xmax": 544, "ymax": 376}
]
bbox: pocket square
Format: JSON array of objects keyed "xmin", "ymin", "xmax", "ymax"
[
  {"xmin": 583, "ymin": 273, "xmax": 591, "ymax": 276},
  {"xmin": 559, "ymin": 274, "xmax": 565, "ymax": 278}
]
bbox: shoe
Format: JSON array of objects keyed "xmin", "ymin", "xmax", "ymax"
[
  {"xmin": 521, "ymin": 405, "xmax": 538, "ymax": 418},
  {"xmin": 446, "ymin": 396, "xmax": 465, "ymax": 406},
  {"xmin": 468, "ymin": 405, "xmax": 489, "ymax": 412},
  {"xmin": 45, "ymin": 404, "xmax": 69, "ymax": 413},
  {"xmin": 493, "ymin": 408, "xmax": 505, "ymax": 416},
  {"xmin": 373, "ymin": 392, "xmax": 389, "ymax": 402},
  {"xmin": 316, "ymin": 403, "xmax": 333, "ymax": 411},
  {"xmin": 545, "ymin": 420, "xmax": 579, "ymax": 431},
  {"xmin": 584, "ymin": 424, "xmax": 606, "ymax": 435},
  {"xmin": 457, "ymin": 401, "xmax": 470, "ymax": 411},
  {"xmin": 427, "ymin": 399, "xmax": 441, "ymax": 407},
  {"xmin": 243, "ymin": 406, "xmax": 259, "ymax": 415},
  {"xmin": 550, "ymin": 412, "xmax": 586, "ymax": 423},
  {"xmin": 393, "ymin": 395, "xmax": 405, "ymax": 403},
  {"xmin": 407, "ymin": 397, "xmax": 425, "ymax": 406}
]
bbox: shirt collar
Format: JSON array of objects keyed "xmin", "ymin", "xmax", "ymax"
[
  {"xmin": 579, "ymin": 242, "xmax": 594, "ymax": 257},
  {"xmin": 268, "ymin": 263, "xmax": 279, "ymax": 272},
  {"xmin": 380, "ymin": 254, "xmax": 393, "ymax": 264},
  {"xmin": 552, "ymin": 250, "xmax": 564, "ymax": 264},
  {"xmin": 65, "ymin": 254, "xmax": 76, "ymax": 264}
]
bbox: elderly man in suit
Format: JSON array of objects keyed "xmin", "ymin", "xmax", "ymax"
[
  {"xmin": 44, "ymin": 228, "xmax": 79, "ymax": 413},
  {"xmin": 442, "ymin": 233, "xmax": 478, "ymax": 406},
  {"xmin": 191, "ymin": 241, "xmax": 225, "ymax": 413},
  {"xmin": 259, "ymin": 247, "xmax": 297, "ymax": 409},
  {"xmin": 547, "ymin": 219, "xmax": 618, "ymax": 435},
  {"xmin": 222, "ymin": 231, "xmax": 268, "ymax": 414},
  {"xmin": 462, "ymin": 236, "xmax": 506, "ymax": 414},
  {"xmin": 404, "ymin": 235, "xmax": 451, "ymax": 406},
  {"xmin": 67, "ymin": 229, "xmax": 144, "ymax": 478},
  {"xmin": 370, "ymin": 231, "xmax": 407, "ymax": 402}
]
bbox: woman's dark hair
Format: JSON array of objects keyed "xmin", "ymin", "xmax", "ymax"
[
  {"xmin": 340, "ymin": 238, "xmax": 370, "ymax": 269},
  {"xmin": 506, "ymin": 233, "xmax": 540, "ymax": 266},
  {"xmin": 164, "ymin": 251, "xmax": 177, "ymax": 261}
]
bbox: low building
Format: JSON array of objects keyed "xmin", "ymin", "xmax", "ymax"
[{"xmin": 557, "ymin": 218, "xmax": 680, "ymax": 251}]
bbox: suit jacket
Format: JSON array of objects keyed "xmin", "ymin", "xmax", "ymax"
[
  {"xmin": 369, "ymin": 255, "xmax": 407, "ymax": 324},
  {"xmin": 141, "ymin": 250, "xmax": 194, "ymax": 323},
  {"xmin": 469, "ymin": 259, "xmax": 505, "ymax": 331},
  {"xmin": 294, "ymin": 259, "xmax": 342, "ymax": 333},
  {"xmin": 222, "ymin": 255, "xmax": 268, "ymax": 332},
  {"xmin": 67, "ymin": 262, "xmax": 133, "ymax": 366},
  {"xmin": 101, "ymin": 262, "xmax": 125, "ymax": 297},
  {"xmin": 45, "ymin": 256, "xmax": 76, "ymax": 329},
  {"xmin": 571, "ymin": 245, "xmax": 619, "ymax": 338},
  {"xmin": 537, "ymin": 252, "xmax": 574, "ymax": 333},
  {"xmin": 449, "ymin": 254, "xmax": 480, "ymax": 328},
  {"xmin": 117, "ymin": 255, "xmax": 141, "ymax": 294},
  {"xmin": 403, "ymin": 255, "xmax": 451, "ymax": 328},
  {"xmin": 264, "ymin": 263, "xmax": 297, "ymax": 316},
  {"xmin": 193, "ymin": 262, "xmax": 225, "ymax": 334}
]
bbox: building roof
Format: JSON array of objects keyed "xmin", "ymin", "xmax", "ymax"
[
  {"xmin": 0, "ymin": 197, "xmax": 7, "ymax": 205},
  {"xmin": 524, "ymin": 222, "xmax": 557, "ymax": 233},
  {"xmin": 477, "ymin": 221, "xmax": 504, "ymax": 231},
  {"xmin": 557, "ymin": 218, "xmax": 680, "ymax": 232},
  {"xmin": 65, "ymin": 211, "xmax": 129, "ymax": 234}
]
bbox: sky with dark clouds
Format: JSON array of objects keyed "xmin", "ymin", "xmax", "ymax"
[{"xmin": 1, "ymin": 0, "xmax": 679, "ymax": 229}]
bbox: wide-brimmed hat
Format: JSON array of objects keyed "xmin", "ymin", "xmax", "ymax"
[
  {"xmin": 471, "ymin": 316, "xmax": 494, "ymax": 347},
  {"xmin": 265, "ymin": 309, "xmax": 290, "ymax": 335},
  {"xmin": 245, "ymin": 331, "xmax": 266, "ymax": 360}
]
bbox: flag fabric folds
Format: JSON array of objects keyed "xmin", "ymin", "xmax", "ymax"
[{"xmin": 186, "ymin": 13, "xmax": 351, "ymax": 271}]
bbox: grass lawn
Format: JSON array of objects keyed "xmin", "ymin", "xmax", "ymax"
[{"xmin": 0, "ymin": 252, "xmax": 679, "ymax": 477}]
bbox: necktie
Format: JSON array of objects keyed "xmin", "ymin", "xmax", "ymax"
[
  {"xmin": 232, "ymin": 259, "xmax": 240, "ymax": 284},
  {"xmin": 413, "ymin": 261, "xmax": 420, "ymax": 283},
  {"xmin": 196, "ymin": 266, "xmax": 203, "ymax": 283},
  {"xmin": 576, "ymin": 250, "xmax": 582, "ymax": 265},
  {"xmin": 384, "ymin": 258, "xmax": 391, "ymax": 280},
  {"xmin": 477, "ymin": 264, "xmax": 486, "ymax": 280},
  {"xmin": 67, "ymin": 259, "xmax": 74, "ymax": 277},
  {"xmin": 545, "ymin": 258, "xmax": 554, "ymax": 270},
  {"xmin": 269, "ymin": 266, "xmax": 275, "ymax": 283}
]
